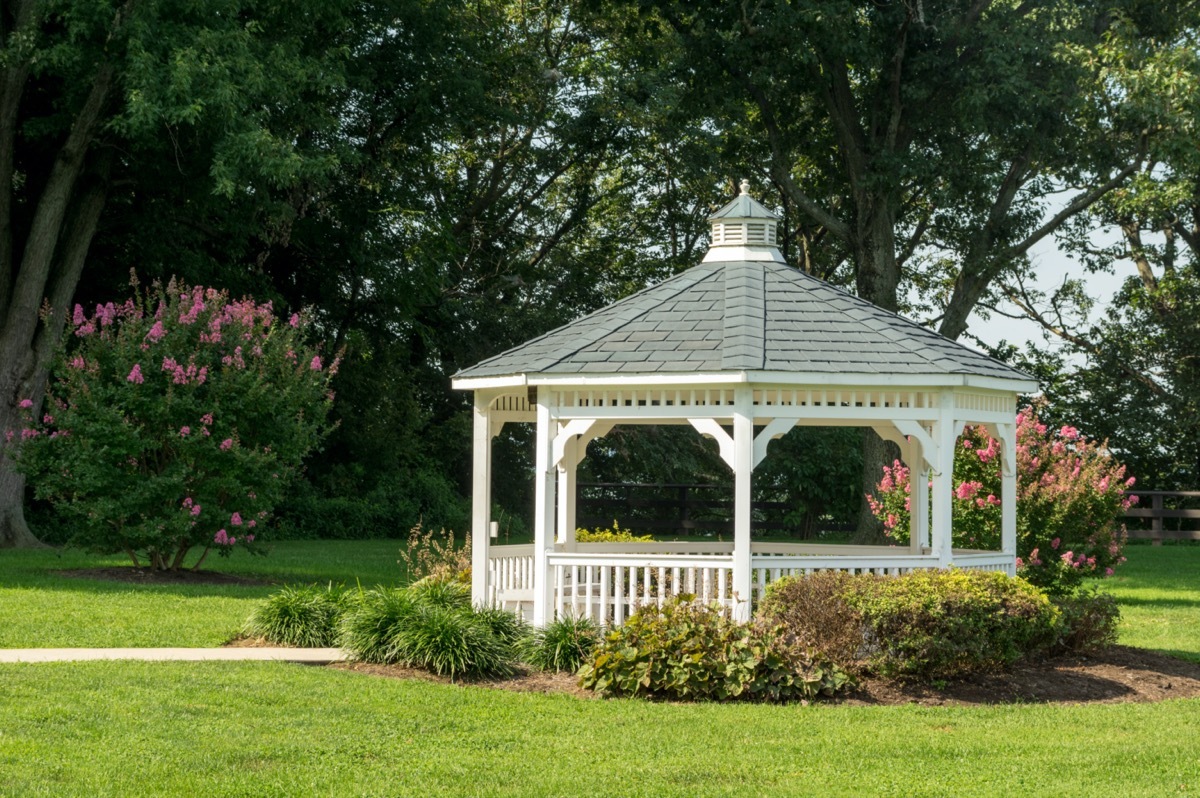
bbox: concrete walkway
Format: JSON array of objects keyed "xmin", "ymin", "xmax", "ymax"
[{"xmin": 0, "ymin": 647, "xmax": 345, "ymax": 664}]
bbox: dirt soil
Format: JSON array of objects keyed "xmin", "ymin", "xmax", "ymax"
[
  {"xmin": 329, "ymin": 646, "xmax": 1200, "ymax": 706},
  {"xmin": 55, "ymin": 566, "xmax": 274, "ymax": 587}
]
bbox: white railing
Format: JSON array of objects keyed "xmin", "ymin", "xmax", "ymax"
[
  {"xmin": 487, "ymin": 544, "xmax": 535, "ymax": 613},
  {"xmin": 547, "ymin": 552, "xmax": 736, "ymax": 625},
  {"xmin": 487, "ymin": 542, "xmax": 1015, "ymax": 622}
]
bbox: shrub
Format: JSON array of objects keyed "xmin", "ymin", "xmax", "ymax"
[
  {"xmin": 578, "ymin": 597, "xmax": 851, "ymax": 702},
  {"xmin": 523, "ymin": 616, "xmax": 601, "ymax": 673},
  {"xmin": 407, "ymin": 576, "xmax": 471, "ymax": 609},
  {"xmin": 338, "ymin": 587, "xmax": 418, "ymax": 664},
  {"xmin": 1052, "ymin": 589, "xmax": 1121, "ymax": 653},
  {"xmin": 15, "ymin": 280, "xmax": 334, "ymax": 570},
  {"xmin": 756, "ymin": 571, "xmax": 865, "ymax": 672},
  {"xmin": 845, "ymin": 570, "xmax": 1059, "ymax": 680},
  {"xmin": 869, "ymin": 403, "xmax": 1133, "ymax": 594},
  {"xmin": 474, "ymin": 605, "xmax": 532, "ymax": 650},
  {"xmin": 575, "ymin": 521, "xmax": 653, "ymax": 543},
  {"xmin": 243, "ymin": 584, "xmax": 348, "ymax": 647}
]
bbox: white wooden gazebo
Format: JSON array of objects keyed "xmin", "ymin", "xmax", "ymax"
[{"xmin": 452, "ymin": 183, "xmax": 1037, "ymax": 625}]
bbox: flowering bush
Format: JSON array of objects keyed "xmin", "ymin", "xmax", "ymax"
[
  {"xmin": 869, "ymin": 405, "xmax": 1134, "ymax": 594},
  {"xmin": 15, "ymin": 279, "xmax": 334, "ymax": 570}
]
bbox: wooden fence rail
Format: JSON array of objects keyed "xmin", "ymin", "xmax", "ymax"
[{"xmin": 1123, "ymin": 491, "xmax": 1200, "ymax": 544}]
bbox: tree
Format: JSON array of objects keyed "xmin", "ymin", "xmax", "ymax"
[{"xmin": 0, "ymin": 0, "xmax": 353, "ymax": 545}]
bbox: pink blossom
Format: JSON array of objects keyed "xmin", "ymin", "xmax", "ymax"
[
  {"xmin": 179, "ymin": 426, "xmax": 191, "ymax": 437},
  {"xmin": 74, "ymin": 321, "xmax": 95, "ymax": 337},
  {"xmin": 72, "ymin": 305, "xmax": 85, "ymax": 326},
  {"xmin": 214, "ymin": 529, "xmax": 229, "ymax": 545},
  {"xmin": 220, "ymin": 438, "xmax": 233, "ymax": 451},
  {"xmin": 146, "ymin": 320, "xmax": 166, "ymax": 343},
  {"xmin": 310, "ymin": 356, "xmax": 322, "ymax": 371},
  {"xmin": 1105, "ymin": 567, "xmax": 1114, "ymax": 577},
  {"xmin": 43, "ymin": 414, "xmax": 53, "ymax": 424},
  {"xmin": 231, "ymin": 512, "xmax": 243, "ymax": 526},
  {"xmin": 182, "ymin": 497, "xmax": 193, "ymax": 508},
  {"xmin": 1015, "ymin": 557, "xmax": 1024, "ymax": 568},
  {"xmin": 246, "ymin": 534, "xmax": 255, "ymax": 542},
  {"xmin": 18, "ymin": 399, "xmax": 32, "ymax": 409},
  {"xmin": 201, "ymin": 413, "xmax": 213, "ymax": 426},
  {"xmin": 1051, "ymin": 537, "xmax": 1060, "ymax": 550},
  {"xmin": 127, "ymin": 364, "xmax": 144, "ymax": 384},
  {"xmin": 954, "ymin": 481, "xmax": 981, "ymax": 500},
  {"xmin": 69, "ymin": 356, "xmax": 85, "ymax": 369},
  {"xmin": 289, "ymin": 313, "xmax": 300, "ymax": 328},
  {"xmin": 191, "ymin": 504, "xmax": 202, "ymax": 516},
  {"xmin": 247, "ymin": 520, "xmax": 256, "ymax": 529},
  {"xmin": 1060, "ymin": 425, "xmax": 1080, "ymax": 441}
]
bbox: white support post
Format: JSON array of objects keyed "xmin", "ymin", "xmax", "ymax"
[
  {"xmin": 532, "ymin": 390, "xmax": 557, "ymax": 626},
  {"xmin": 999, "ymin": 421, "xmax": 1017, "ymax": 569},
  {"xmin": 931, "ymin": 395, "xmax": 957, "ymax": 567},
  {"xmin": 906, "ymin": 433, "xmax": 928, "ymax": 555},
  {"xmin": 731, "ymin": 387, "xmax": 754, "ymax": 621},
  {"xmin": 556, "ymin": 433, "xmax": 578, "ymax": 550},
  {"xmin": 470, "ymin": 393, "xmax": 493, "ymax": 607}
]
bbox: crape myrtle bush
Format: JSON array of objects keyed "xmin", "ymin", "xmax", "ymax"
[
  {"xmin": 578, "ymin": 597, "xmax": 852, "ymax": 702},
  {"xmin": 870, "ymin": 404, "xmax": 1134, "ymax": 594},
  {"xmin": 16, "ymin": 279, "xmax": 334, "ymax": 570}
]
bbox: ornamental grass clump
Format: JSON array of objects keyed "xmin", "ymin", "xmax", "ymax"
[
  {"xmin": 869, "ymin": 403, "xmax": 1134, "ymax": 594},
  {"xmin": 335, "ymin": 580, "xmax": 523, "ymax": 679},
  {"xmin": 243, "ymin": 584, "xmax": 348, "ymax": 647},
  {"xmin": 523, "ymin": 616, "xmax": 601, "ymax": 673},
  {"xmin": 14, "ymin": 278, "xmax": 335, "ymax": 571}
]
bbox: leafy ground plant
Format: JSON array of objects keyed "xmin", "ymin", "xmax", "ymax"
[{"xmin": 243, "ymin": 584, "xmax": 348, "ymax": 647}]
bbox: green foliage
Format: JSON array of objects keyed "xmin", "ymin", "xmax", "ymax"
[
  {"xmin": 578, "ymin": 597, "xmax": 851, "ymax": 702},
  {"xmin": 844, "ymin": 570, "xmax": 1060, "ymax": 681},
  {"xmin": 756, "ymin": 571, "xmax": 865, "ymax": 672},
  {"xmin": 335, "ymin": 580, "xmax": 519, "ymax": 679},
  {"xmin": 243, "ymin": 584, "xmax": 347, "ymax": 647},
  {"xmin": 870, "ymin": 404, "xmax": 1132, "ymax": 594},
  {"xmin": 338, "ymin": 587, "xmax": 419, "ymax": 665},
  {"xmin": 16, "ymin": 282, "xmax": 334, "ymax": 569},
  {"xmin": 523, "ymin": 616, "xmax": 602, "ymax": 673},
  {"xmin": 1052, "ymin": 589, "xmax": 1121, "ymax": 653},
  {"xmin": 575, "ymin": 521, "xmax": 653, "ymax": 543},
  {"xmin": 394, "ymin": 604, "xmax": 513, "ymax": 680}
]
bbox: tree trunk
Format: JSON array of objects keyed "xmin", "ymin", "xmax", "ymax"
[
  {"xmin": 852, "ymin": 203, "xmax": 901, "ymax": 540},
  {"xmin": 0, "ymin": 438, "xmax": 44, "ymax": 548}
]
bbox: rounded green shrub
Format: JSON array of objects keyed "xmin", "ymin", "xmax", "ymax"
[
  {"xmin": 244, "ymin": 584, "xmax": 347, "ymax": 647},
  {"xmin": 845, "ymin": 569, "xmax": 1060, "ymax": 680},
  {"xmin": 523, "ymin": 616, "xmax": 601, "ymax": 673},
  {"xmin": 1051, "ymin": 588, "xmax": 1121, "ymax": 652}
]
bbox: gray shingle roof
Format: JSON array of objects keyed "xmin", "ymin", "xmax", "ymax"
[{"xmin": 454, "ymin": 260, "xmax": 1033, "ymax": 383}]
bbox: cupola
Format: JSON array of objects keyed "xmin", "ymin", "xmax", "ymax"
[{"xmin": 703, "ymin": 179, "xmax": 783, "ymax": 263}]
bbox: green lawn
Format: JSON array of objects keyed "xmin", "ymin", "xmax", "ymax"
[
  {"xmin": 1, "ymin": 543, "xmax": 1199, "ymax": 796},
  {"xmin": 1105, "ymin": 544, "xmax": 1200, "ymax": 662},
  {"xmin": 0, "ymin": 540, "xmax": 405, "ymax": 647}
]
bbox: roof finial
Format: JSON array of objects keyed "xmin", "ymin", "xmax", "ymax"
[{"xmin": 739, "ymin": 178, "xmax": 750, "ymax": 196}]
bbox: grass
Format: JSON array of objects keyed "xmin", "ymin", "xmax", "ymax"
[
  {"xmin": 0, "ymin": 660, "xmax": 1198, "ymax": 796},
  {"xmin": 0, "ymin": 540, "xmax": 405, "ymax": 647},
  {"xmin": 0, "ymin": 542, "xmax": 1198, "ymax": 795},
  {"xmin": 1105, "ymin": 543, "xmax": 1200, "ymax": 662}
]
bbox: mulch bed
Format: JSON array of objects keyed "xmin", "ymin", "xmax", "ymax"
[
  {"xmin": 55, "ymin": 566, "xmax": 274, "ymax": 587},
  {"xmin": 328, "ymin": 645, "xmax": 1200, "ymax": 706}
]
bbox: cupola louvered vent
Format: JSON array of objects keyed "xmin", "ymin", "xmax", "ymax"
[{"xmin": 704, "ymin": 180, "xmax": 781, "ymax": 262}]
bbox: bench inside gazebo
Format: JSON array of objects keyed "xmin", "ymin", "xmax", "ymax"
[{"xmin": 452, "ymin": 183, "xmax": 1037, "ymax": 626}]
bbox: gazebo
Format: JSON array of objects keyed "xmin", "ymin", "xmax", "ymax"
[{"xmin": 452, "ymin": 183, "xmax": 1037, "ymax": 625}]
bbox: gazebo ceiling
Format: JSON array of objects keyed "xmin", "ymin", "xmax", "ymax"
[{"xmin": 454, "ymin": 184, "xmax": 1035, "ymax": 391}]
